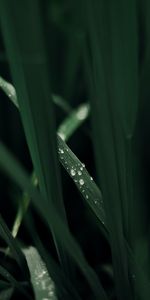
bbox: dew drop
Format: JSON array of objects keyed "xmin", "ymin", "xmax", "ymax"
[
  {"xmin": 86, "ymin": 195, "xmax": 89, "ymax": 199},
  {"xmin": 70, "ymin": 169, "xmax": 76, "ymax": 176},
  {"xmin": 79, "ymin": 179, "xmax": 84, "ymax": 186},
  {"xmin": 48, "ymin": 290, "xmax": 54, "ymax": 296},
  {"xmin": 78, "ymin": 170, "xmax": 82, "ymax": 176},
  {"xmin": 80, "ymin": 167, "xmax": 83, "ymax": 171},
  {"xmin": 90, "ymin": 177, "xmax": 93, "ymax": 181},
  {"xmin": 58, "ymin": 148, "xmax": 64, "ymax": 154}
]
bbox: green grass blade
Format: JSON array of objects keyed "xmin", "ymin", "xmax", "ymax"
[
  {"xmin": 0, "ymin": 265, "xmax": 31, "ymax": 299},
  {"xmin": 0, "ymin": 77, "xmax": 102, "ymax": 230},
  {"xmin": 0, "ymin": 76, "xmax": 18, "ymax": 108},
  {"xmin": 0, "ymin": 77, "xmax": 94, "ymax": 236},
  {"xmin": 1, "ymin": 74, "xmax": 150, "ymax": 299},
  {"xmin": 109, "ymin": 0, "xmax": 138, "ymax": 138},
  {"xmin": 57, "ymin": 136, "xmax": 106, "ymax": 227},
  {"xmin": 0, "ymin": 142, "xmax": 108, "ymax": 300},
  {"xmin": 0, "ymin": 0, "xmax": 71, "ymax": 276},
  {"xmin": 0, "ymin": 280, "xmax": 10, "ymax": 290},
  {"xmin": 84, "ymin": 1, "xmax": 134, "ymax": 299},
  {"xmin": 0, "ymin": 214, "xmax": 29, "ymax": 279},
  {"xmin": 24, "ymin": 212, "xmax": 82, "ymax": 300},
  {"xmin": 58, "ymin": 103, "xmax": 90, "ymax": 141},
  {"xmin": 0, "ymin": 287, "xmax": 14, "ymax": 300},
  {"xmin": 0, "ymin": 75, "xmax": 90, "ymax": 143},
  {"xmin": 0, "ymin": 75, "xmax": 71, "ymax": 114},
  {"xmin": 23, "ymin": 247, "xmax": 57, "ymax": 300}
]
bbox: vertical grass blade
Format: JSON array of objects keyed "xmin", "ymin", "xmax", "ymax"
[
  {"xmin": 0, "ymin": 0, "xmax": 71, "ymax": 276},
  {"xmin": 84, "ymin": 1, "xmax": 134, "ymax": 299}
]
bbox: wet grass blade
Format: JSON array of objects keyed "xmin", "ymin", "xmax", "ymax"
[
  {"xmin": 23, "ymin": 247, "xmax": 57, "ymax": 300},
  {"xmin": 24, "ymin": 212, "xmax": 82, "ymax": 300},
  {"xmin": 57, "ymin": 136, "xmax": 106, "ymax": 227},
  {"xmin": 1, "ymin": 74, "xmax": 150, "ymax": 298},
  {"xmin": 1, "ymin": 75, "xmax": 150, "ymax": 300},
  {"xmin": 0, "ymin": 142, "xmax": 108, "ymax": 300}
]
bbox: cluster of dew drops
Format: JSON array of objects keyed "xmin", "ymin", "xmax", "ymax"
[
  {"xmin": 35, "ymin": 268, "xmax": 57, "ymax": 300},
  {"xmin": 58, "ymin": 146, "xmax": 102, "ymax": 206}
]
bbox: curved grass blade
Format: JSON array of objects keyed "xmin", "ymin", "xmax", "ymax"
[
  {"xmin": 0, "ymin": 76, "xmax": 71, "ymax": 115},
  {"xmin": 0, "ymin": 75, "xmax": 90, "ymax": 143},
  {"xmin": 58, "ymin": 103, "xmax": 90, "ymax": 141},
  {"xmin": 1, "ymin": 74, "xmax": 150, "ymax": 298},
  {"xmin": 23, "ymin": 247, "xmax": 57, "ymax": 300},
  {"xmin": 24, "ymin": 212, "xmax": 82, "ymax": 300},
  {"xmin": 0, "ymin": 142, "xmax": 108, "ymax": 300},
  {"xmin": 53, "ymin": 94, "xmax": 72, "ymax": 114},
  {"xmin": 1, "ymin": 74, "xmax": 150, "ymax": 300},
  {"xmin": 0, "ymin": 76, "xmax": 18, "ymax": 108},
  {"xmin": 57, "ymin": 135, "xmax": 106, "ymax": 227},
  {"xmin": 0, "ymin": 77, "xmax": 92, "ymax": 236}
]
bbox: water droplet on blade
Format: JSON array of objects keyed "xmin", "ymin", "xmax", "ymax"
[
  {"xmin": 70, "ymin": 169, "xmax": 76, "ymax": 176},
  {"xmin": 79, "ymin": 179, "xmax": 84, "ymax": 186},
  {"xmin": 78, "ymin": 170, "xmax": 82, "ymax": 175}
]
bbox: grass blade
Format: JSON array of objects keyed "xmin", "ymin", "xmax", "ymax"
[
  {"xmin": 84, "ymin": 1, "xmax": 137, "ymax": 299},
  {"xmin": 0, "ymin": 214, "xmax": 29, "ymax": 279},
  {"xmin": 24, "ymin": 212, "xmax": 82, "ymax": 300},
  {"xmin": 0, "ymin": 265, "xmax": 31, "ymax": 299},
  {"xmin": 58, "ymin": 103, "xmax": 90, "ymax": 141},
  {"xmin": 0, "ymin": 75, "xmax": 71, "ymax": 114},
  {"xmin": 23, "ymin": 247, "xmax": 57, "ymax": 300},
  {"xmin": 1, "ymin": 74, "xmax": 150, "ymax": 299},
  {"xmin": 0, "ymin": 142, "xmax": 108, "ymax": 300},
  {"xmin": 0, "ymin": 287, "xmax": 14, "ymax": 300},
  {"xmin": 0, "ymin": 0, "xmax": 71, "ymax": 276}
]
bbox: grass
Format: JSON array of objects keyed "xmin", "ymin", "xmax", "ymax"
[{"xmin": 0, "ymin": 0, "xmax": 150, "ymax": 299}]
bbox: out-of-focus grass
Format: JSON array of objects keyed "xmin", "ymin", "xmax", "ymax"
[{"xmin": 0, "ymin": 0, "xmax": 150, "ymax": 299}]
